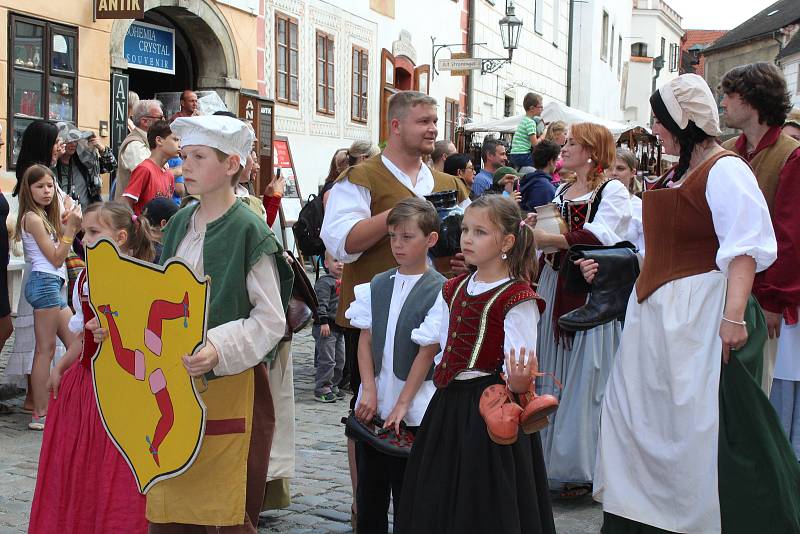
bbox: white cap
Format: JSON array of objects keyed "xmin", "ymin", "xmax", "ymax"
[
  {"xmin": 658, "ymin": 74, "xmax": 722, "ymax": 137},
  {"xmin": 171, "ymin": 115, "xmax": 255, "ymax": 168}
]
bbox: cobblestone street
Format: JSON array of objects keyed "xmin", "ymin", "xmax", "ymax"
[{"xmin": 0, "ymin": 329, "xmax": 602, "ymax": 533}]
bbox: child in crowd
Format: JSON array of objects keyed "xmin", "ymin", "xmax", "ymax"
[
  {"xmin": 142, "ymin": 196, "xmax": 179, "ymax": 263},
  {"xmin": 313, "ymin": 251, "xmax": 346, "ymax": 402},
  {"xmin": 15, "ymin": 164, "xmax": 82, "ymax": 430},
  {"xmin": 123, "ymin": 120, "xmax": 178, "ymax": 216},
  {"xmin": 28, "ymin": 201, "xmax": 155, "ymax": 532},
  {"xmin": 509, "ymin": 92, "xmax": 546, "ymax": 170},
  {"xmin": 144, "ymin": 115, "xmax": 293, "ymax": 531},
  {"xmin": 345, "ymin": 197, "xmax": 445, "ymax": 534},
  {"xmin": 396, "ymin": 194, "xmax": 555, "ymax": 534},
  {"xmin": 167, "ymin": 154, "xmax": 185, "ymax": 206},
  {"xmin": 519, "ymin": 140, "xmax": 560, "ymax": 212}
]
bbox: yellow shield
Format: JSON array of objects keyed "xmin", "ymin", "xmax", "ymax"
[{"xmin": 86, "ymin": 239, "xmax": 209, "ymax": 494}]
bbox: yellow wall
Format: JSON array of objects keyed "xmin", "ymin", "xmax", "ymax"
[{"xmin": 217, "ymin": 3, "xmax": 259, "ymax": 90}]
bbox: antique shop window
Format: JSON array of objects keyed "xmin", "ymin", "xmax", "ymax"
[
  {"xmin": 275, "ymin": 12, "xmax": 299, "ymax": 105},
  {"xmin": 352, "ymin": 46, "xmax": 368, "ymax": 123},
  {"xmin": 316, "ymin": 32, "xmax": 335, "ymax": 115},
  {"xmin": 8, "ymin": 14, "xmax": 78, "ymax": 167}
]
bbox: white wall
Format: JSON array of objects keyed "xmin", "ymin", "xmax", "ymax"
[
  {"xmin": 469, "ymin": 0, "xmax": 570, "ymax": 123},
  {"xmin": 625, "ymin": 0, "xmax": 684, "ymax": 125},
  {"xmin": 570, "ymin": 0, "xmax": 632, "ymax": 121},
  {"xmin": 782, "ymin": 54, "xmax": 800, "ymax": 108}
]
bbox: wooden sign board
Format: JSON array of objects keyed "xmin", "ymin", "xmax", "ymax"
[
  {"xmin": 95, "ymin": 0, "xmax": 145, "ymax": 20},
  {"xmin": 272, "ymin": 136, "xmax": 303, "ymax": 225}
]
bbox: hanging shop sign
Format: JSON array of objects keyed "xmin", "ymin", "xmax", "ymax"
[
  {"xmin": 124, "ymin": 21, "xmax": 175, "ymax": 75},
  {"xmin": 110, "ymin": 73, "xmax": 129, "ymax": 159},
  {"xmin": 95, "ymin": 0, "xmax": 145, "ymax": 19}
]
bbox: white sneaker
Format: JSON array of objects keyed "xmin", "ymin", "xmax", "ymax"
[{"xmin": 28, "ymin": 415, "xmax": 46, "ymax": 431}]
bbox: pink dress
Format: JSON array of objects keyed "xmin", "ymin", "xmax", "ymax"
[{"xmin": 28, "ymin": 270, "xmax": 146, "ymax": 533}]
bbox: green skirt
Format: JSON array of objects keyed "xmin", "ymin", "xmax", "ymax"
[{"xmin": 604, "ymin": 297, "xmax": 800, "ymax": 533}]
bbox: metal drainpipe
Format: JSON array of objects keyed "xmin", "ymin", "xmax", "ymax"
[
  {"xmin": 566, "ymin": 0, "xmax": 574, "ymax": 105},
  {"xmin": 466, "ymin": 0, "xmax": 476, "ymax": 118}
]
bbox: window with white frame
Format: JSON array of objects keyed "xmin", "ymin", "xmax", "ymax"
[
  {"xmin": 610, "ymin": 26, "xmax": 615, "ymax": 69},
  {"xmin": 601, "ymin": 11, "xmax": 609, "ymax": 61},
  {"xmin": 534, "ymin": 0, "xmax": 544, "ymax": 35}
]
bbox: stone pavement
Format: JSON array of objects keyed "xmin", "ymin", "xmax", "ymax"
[{"xmin": 0, "ymin": 328, "xmax": 602, "ymax": 533}]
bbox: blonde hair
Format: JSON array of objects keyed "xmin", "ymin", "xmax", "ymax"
[
  {"xmin": 387, "ymin": 91, "xmax": 437, "ymax": 123},
  {"xmin": 563, "ymin": 122, "xmax": 615, "ymax": 190},
  {"xmin": 15, "ymin": 164, "xmax": 61, "ymax": 241},
  {"xmin": 544, "ymin": 120, "xmax": 567, "ymax": 143}
]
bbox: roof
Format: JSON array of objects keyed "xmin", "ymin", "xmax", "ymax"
[
  {"xmin": 681, "ymin": 29, "xmax": 727, "ymax": 50},
  {"xmin": 703, "ymin": 0, "xmax": 800, "ymax": 53},
  {"xmin": 777, "ymin": 30, "xmax": 800, "ymax": 59}
]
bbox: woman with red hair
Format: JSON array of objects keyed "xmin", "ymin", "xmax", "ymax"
[{"xmin": 532, "ymin": 122, "xmax": 632, "ymax": 498}]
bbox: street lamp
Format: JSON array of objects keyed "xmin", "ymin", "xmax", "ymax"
[
  {"xmin": 482, "ymin": 1, "xmax": 523, "ymax": 74},
  {"xmin": 651, "ymin": 55, "xmax": 665, "ymax": 94}
]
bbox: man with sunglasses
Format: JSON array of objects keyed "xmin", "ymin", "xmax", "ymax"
[{"xmin": 113, "ymin": 99, "xmax": 164, "ymax": 200}]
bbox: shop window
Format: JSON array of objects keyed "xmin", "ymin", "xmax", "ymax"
[
  {"xmin": 275, "ymin": 13, "xmax": 299, "ymax": 106},
  {"xmin": 316, "ymin": 32, "xmax": 335, "ymax": 115},
  {"xmin": 8, "ymin": 14, "xmax": 78, "ymax": 168},
  {"xmin": 352, "ymin": 46, "xmax": 368, "ymax": 123},
  {"xmin": 445, "ymin": 98, "xmax": 459, "ymax": 141}
]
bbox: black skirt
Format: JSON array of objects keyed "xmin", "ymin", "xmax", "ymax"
[{"xmin": 396, "ymin": 374, "xmax": 556, "ymax": 534}]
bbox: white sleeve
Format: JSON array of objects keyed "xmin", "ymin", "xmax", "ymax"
[
  {"xmin": 207, "ymin": 254, "xmax": 287, "ymax": 376},
  {"xmin": 582, "ymin": 180, "xmax": 632, "ymax": 246},
  {"xmin": 68, "ymin": 280, "xmax": 84, "ymax": 334},
  {"xmin": 457, "ymin": 198, "xmax": 471, "ymax": 210},
  {"xmin": 706, "ymin": 157, "xmax": 777, "ymax": 274},
  {"xmin": 344, "ymin": 283, "xmax": 372, "ymax": 330},
  {"xmin": 502, "ymin": 300, "xmax": 541, "ymax": 367},
  {"xmin": 411, "ymin": 291, "xmax": 446, "ymax": 347},
  {"xmin": 626, "ymin": 195, "xmax": 645, "ymax": 256},
  {"xmin": 435, "ymin": 292, "xmax": 451, "ymax": 365},
  {"xmin": 320, "ymin": 178, "xmax": 373, "ymax": 263},
  {"xmin": 120, "ymin": 140, "xmax": 149, "ymax": 171}
]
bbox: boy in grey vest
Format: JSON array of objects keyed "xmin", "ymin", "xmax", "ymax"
[
  {"xmin": 344, "ymin": 197, "xmax": 445, "ymax": 533},
  {"xmin": 313, "ymin": 252, "xmax": 346, "ymax": 402}
]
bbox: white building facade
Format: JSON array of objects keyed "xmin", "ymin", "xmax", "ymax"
[
  {"xmin": 623, "ymin": 0, "xmax": 684, "ymax": 125},
  {"xmin": 468, "ymin": 0, "xmax": 570, "ymax": 123},
  {"xmin": 569, "ymin": 0, "xmax": 632, "ymax": 121}
]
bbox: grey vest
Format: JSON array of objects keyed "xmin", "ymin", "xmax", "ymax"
[{"xmin": 370, "ymin": 268, "xmax": 445, "ymax": 381}]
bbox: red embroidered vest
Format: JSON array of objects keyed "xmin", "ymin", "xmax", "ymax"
[
  {"xmin": 433, "ymin": 273, "xmax": 540, "ymax": 388},
  {"xmin": 77, "ymin": 270, "xmax": 99, "ymax": 369}
]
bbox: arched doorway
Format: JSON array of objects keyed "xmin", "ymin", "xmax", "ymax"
[{"xmin": 109, "ymin": 0, "xmax": 240, "ymax": 111}]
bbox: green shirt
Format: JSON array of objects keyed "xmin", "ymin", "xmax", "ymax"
[{"xmin": 510, "ymin": 115, "xmax": 544, "ymax": 154}]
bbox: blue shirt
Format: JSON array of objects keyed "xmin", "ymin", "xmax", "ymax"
[
  {"xmin": 472, "ymin": 169, "xmax": 493, "ymax": 197},
  {"xmin": 168, "ymin": 157, "xmax": 183, "ymax": 206}
]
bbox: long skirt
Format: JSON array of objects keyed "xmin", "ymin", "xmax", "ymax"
[
  {"xmin": 596, "ymin": 271, "xmax": 800, "ymax": 533},
  {"xmin": 29, "ymin": 357, "xmax": 147, "ymax": 533},
  {"xmin": 395, "ymin": 374, "xmax": 555, "ymax": 534},
  {"xmin": 536, "ymin": 264, "xmax": 620, "ymax": 486}
]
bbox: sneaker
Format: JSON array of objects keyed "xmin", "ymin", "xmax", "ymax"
[
  {"xmin": 331, "ymin": 386, "xmax": 346, "ymax": 400},
  {"xmin": 314, "ymin": 392, "xmax": 337, "ymax": 403},
  {"xmin": 28, "ymin": 415, "xmax": 46, "ymax": 431}
]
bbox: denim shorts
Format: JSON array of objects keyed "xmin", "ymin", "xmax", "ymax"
[{"xmin": 25, "ymin": 271, "xmax": 66, "ymax": 310}]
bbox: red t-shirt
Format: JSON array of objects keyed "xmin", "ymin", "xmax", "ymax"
[{"xmin": 124, "ymin": 159, "xmax": 175, "ymax": 215}]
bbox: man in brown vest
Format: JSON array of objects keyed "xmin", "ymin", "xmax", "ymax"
[
  {"xmin": 321, "ymin": 91, "xmax": 469, "ymax": 522},
  {"xmin": 113, "ymin": 99, "xmax": 164, "ymax": 200},
  {"xmin": 720, "ymin": 62, "xmax": 800, "ymax": 395}
]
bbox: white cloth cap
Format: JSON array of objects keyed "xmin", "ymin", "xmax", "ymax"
[
  {"xmin": 171, "ymin": 115, "xmax": 255, "ymax": 167},
  {"xmin": 658, "ymin": 74, "xmax": 722, "ymax": 137}
]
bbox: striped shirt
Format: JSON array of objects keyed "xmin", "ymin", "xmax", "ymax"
[{"xmin": 510, "ymin": 116, "xmax": 544, "ymax": 154}]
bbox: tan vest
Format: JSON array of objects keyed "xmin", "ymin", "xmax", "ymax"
[
  {"xmin": 114, "ymin": 128, "xmax": 149, "ymax": 200},
  {"xmin": 335, "ymin": 154, "xmax": 470, "ymax": 328},
  {"xmin": 722, "ymin": 133, "xmax": 799, "ymax": 216},
  {"xmin": 636, "ymin": 152, "xmax": 739, "ymax": 302}
]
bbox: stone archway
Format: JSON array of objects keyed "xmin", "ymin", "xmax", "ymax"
[{"xmin": 110, "ymin": 0, "xmax": 241, "ymax": 108}]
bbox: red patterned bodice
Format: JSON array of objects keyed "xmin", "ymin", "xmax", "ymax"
[{"xmin": 432, "ymin": 273, "xmax": 542, "ymax": 387}]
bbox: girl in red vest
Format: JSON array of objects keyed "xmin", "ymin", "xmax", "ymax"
[
  {"xmin": 29, "ymin": 202, "xmax": 156, "ymax": 533},
  {"xmin": 396, "ymin": 194, "xmax": 555, "ymax": 534}
]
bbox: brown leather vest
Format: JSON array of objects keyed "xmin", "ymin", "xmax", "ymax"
[
  {"xmin": 722, "ymin": 133, "xmax": 799, "ymax": 216},
  {"xmin": 635, "ymin": 151, "xmax": 740, "ymax": 302},
  {"xmin": 335, "ymin": 154, "xmax": 470, "ymax": 328}
]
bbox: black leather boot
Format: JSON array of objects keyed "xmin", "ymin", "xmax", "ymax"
[{"xmin": 558, "ymin": 243, "xmax": 640, "ymax": 331}]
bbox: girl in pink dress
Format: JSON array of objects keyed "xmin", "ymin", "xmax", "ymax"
[{"xmin": 29, "ymin": 202, "xmax": 156, "ymax": 533}]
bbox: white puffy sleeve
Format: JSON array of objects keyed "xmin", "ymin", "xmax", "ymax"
[
  {"xmin": 320, "ymin": 179, "xmax": 373, "ymax": 263},
  {"xmin": 626, "ymin": 194, "xmax": 645, "ymax": 256},
  {"xmin": 582, "ymin": 179, "xmax": 632, "ymax": 246},
  {"xmin": 502, "ymin": 300, "xmax": 541, "ymax": 366},
  {"xmin": 344, "ymin": 283, "xmax": 372, "ymax": 330},
  {"xmin": 411, "ymin": 291, "xmax": 446, "ymax": 347},
  {"xmin": 706, "ymin": 156, "xmax": 777, "ymax": 274},
  {"xmin": 68, "ymin": 279, "xmax": 85, "ymax": 334}
]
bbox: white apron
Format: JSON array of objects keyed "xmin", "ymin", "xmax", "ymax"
[
  {"xmin": 267, "ymin": 340, "xmax": 295, "ymax": 481},
  {"xmin": 594, "ymin": 271, "xmax": 726, "ymax": 533}
]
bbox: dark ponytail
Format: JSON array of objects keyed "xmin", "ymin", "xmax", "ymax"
[{"xmin": 672, "ymin": 121, "xmax": 711, "ymax": 182}]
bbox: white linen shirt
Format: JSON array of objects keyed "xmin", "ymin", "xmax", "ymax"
[{"xmin": 321, "ymin": 155, "xmax": 470, "ymax": 263}]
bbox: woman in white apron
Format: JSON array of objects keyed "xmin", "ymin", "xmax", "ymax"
[{"xmin": 592, "ymin": 74, "xmax": 800, "ymax": 533}]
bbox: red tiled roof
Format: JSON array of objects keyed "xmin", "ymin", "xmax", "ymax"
[{"xmin": 681, "ymin": 30, "xmax": 727, "ymax": 77}]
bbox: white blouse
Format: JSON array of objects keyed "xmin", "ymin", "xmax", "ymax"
[
  {"xmin": 68, "ymin": 275, "xmax": 88, "ymax": 334},
  {"xmin": 345, "ymin": 272, "xmax": 439, "ymax": 426},
  {"xmin": 416, "ymin": 274, "xmax": 541, "ymax": 379},
  {"xmin": 626, "ymin": 194, "xmax": 645, "ymax": 255},
  {"xmin": 703, "ymin": 156, "xmax": 776, "ymax": 274},
  {"xmin": 321, "ymin": 155, "xmax": 470, "ymax": 263},
  {"xmin": 553, "ymin": 179, "xmax": 632, "ymax": 246}
]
